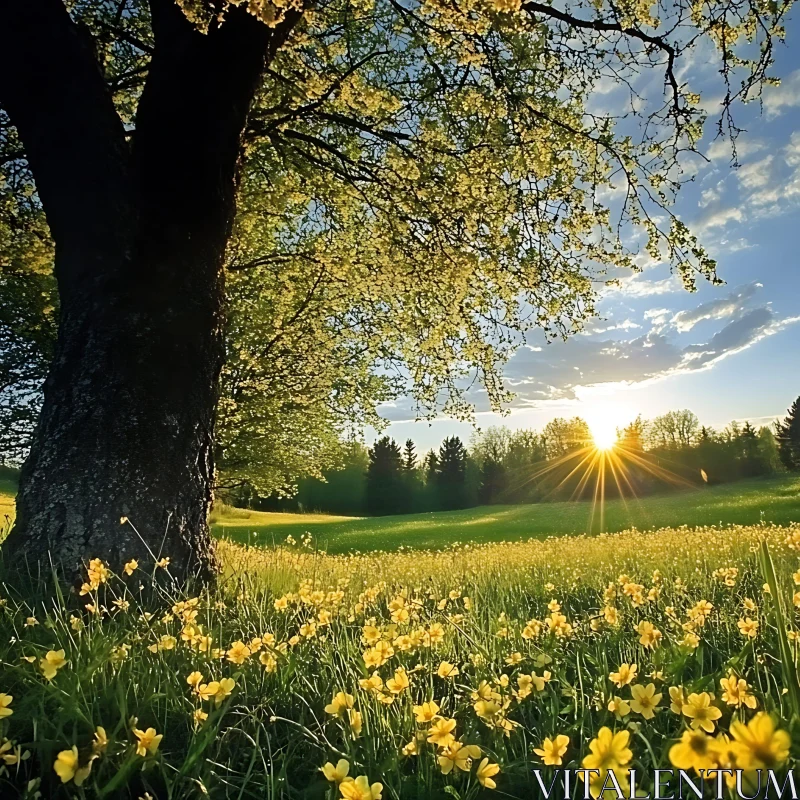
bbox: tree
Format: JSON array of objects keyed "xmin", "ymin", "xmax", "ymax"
[
  {"xmin": 757, "ymin": 426, "xmax": 782, "ymax": 474},
  {"xmin": 365, "ymin": 436, "xmax": 404, "ymax": 515},
  {"xmin": 437, "ymin": 436, "xmax": 468, "ymax": 510},
  {"xmin": 0, "ymin": 0, "xmax": 788, "ymax": 579},
  {"xmin": 619, "ymin": 416, "xmax": 647, "ymax": 452},
  {"xmin": 737, "ymin": 421, "xmax": 766, "ymax": 478},
  {"xmin": 648, "ymin": 410, "xmax": 700, "ymax": 450},
  {"xmin": 402, "ymin": 440, "xmax": 417, "ymax": 473},
  {"xmin": 777, "ymin": 397, "xmax": 800, "ymax": 471},
  {"xmin": 543, "ymin": 417, "xmax": 591, "ymax": 460}
]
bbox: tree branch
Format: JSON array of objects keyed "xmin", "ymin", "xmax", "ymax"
[{"xmin": 0, "ymin": 0, "xmax": 131, "ymax": 268}]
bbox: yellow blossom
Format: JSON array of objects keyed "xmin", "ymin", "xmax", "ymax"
[
  {"xmin": 533, "ymin": 734, "xmax": 569, "ymax": 766},
  {"xmin": 630, "ymin": 683, "xmax": 662, "ymax": 720},
  {"xmin": 476, "ymin": 757, "xmax": 500, "ymax": 789},
  {"xmin": 133, "ymin": 727, "xmax": 162, "ymax": 757}
]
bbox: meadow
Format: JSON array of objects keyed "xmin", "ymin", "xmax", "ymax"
[
  {"xmin": 0, "ymin": 477, "xmax": 799, "ymax": 797},
  {"xmin": 212, "ymin": 475, "xmax": 800, "ymax": 553},
  {"xmin": 0, "ymin": 516, "xmax": 798, "ymax": 796}
]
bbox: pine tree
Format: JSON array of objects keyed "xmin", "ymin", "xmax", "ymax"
[
  {"xmin": 366, "ymin": 437, "xmax": 404, "ymax": 515},
  {"xmin": 423, "ymin": 451, "xmax": 439, "ymax": 484},
  {"xmin": 777, "ymin": 397, "xmax": 800, "ymax": 471},
  {"xmin": 737, "ymin": 422, "xmax": 766, "ymax": 478},
  {"xmin": 437, "ymin": 436, "xmax": 468, "ymax": 510},
  {"xmin": 402, "ymin": 439, "xmax": 417, "ymax": 472},
  {"xmin": 479, "ymin": 458, "xmax": 507, "ymax": 505}
]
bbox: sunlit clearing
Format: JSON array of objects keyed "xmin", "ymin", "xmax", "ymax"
[{"xmin": 589, "ymin": 420, "xmax": 617, "ymax": 451}]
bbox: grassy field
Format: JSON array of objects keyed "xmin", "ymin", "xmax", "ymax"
[
  {"xmin": 1, "ymin": 518, "xmax": 799, "ymax": 797},
  {"xmin": 0, "ymin": 476, "xmax": 799, "ymax": 795},
  {"xmin": 213, "ymin": 474, "xmax": 800, "ymax": 553},
  {"xmin": 2, "ymin": 474, "xmax": 798, "ymax": 554}
]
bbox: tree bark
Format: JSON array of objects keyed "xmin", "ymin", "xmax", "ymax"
[{"xmin": 0, "ymin": 0, "xmax": 301, "ymax": 582}]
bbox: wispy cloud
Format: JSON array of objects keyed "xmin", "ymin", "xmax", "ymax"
[{"xmin": 670, "ymin": 282, "xmax": 762, "ymax": 332}]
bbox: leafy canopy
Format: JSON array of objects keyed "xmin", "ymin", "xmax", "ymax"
[{"xmin": 0, "ymin": 0, "xmax": 792, "ymax": 492}]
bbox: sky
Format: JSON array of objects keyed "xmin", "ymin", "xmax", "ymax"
[{"xmin": 372, "ymin": 13, "xmax": 800, "ymax": 451}]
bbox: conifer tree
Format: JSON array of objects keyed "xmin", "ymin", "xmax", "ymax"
[{"xmin": 777, "ymin": 397, "xmax": 800, "ymax": 471}]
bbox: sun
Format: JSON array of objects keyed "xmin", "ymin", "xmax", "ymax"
[{"xmin": 589, "ymin": 419, "xmax": 618, "ymax": 451}]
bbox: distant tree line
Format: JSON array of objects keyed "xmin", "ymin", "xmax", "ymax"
[{"xmin": 247, "ymin": 397, "xmax": 800, "ymax": 516}]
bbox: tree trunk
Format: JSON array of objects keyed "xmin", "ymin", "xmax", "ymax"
[{"xmin": 0, "ymin": 0, "xmax": 301, "ymax": 582}]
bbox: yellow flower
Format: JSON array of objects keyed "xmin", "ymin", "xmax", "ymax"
[
  {"xmin": 25, "ymin": 616, "xmax": 38, "ymax": 627},
  {"xmin": 436, "ymin": 661, "xmax": 459, "ymax": 679},
  {"xmin": 669, "ymin": 730, "xmax": 719, "ymax": 772},
  {"xmin": 719, "ymin": 674, "xmax": 758, "ymax": 709},
  {"xmin": 92, "ymin": 726, "xmax": 108, "ymax": 755},
  {"xmin": 629, "ymin": 683, "xmax": 662, "ymax": 720},
  {"xmin": 53, "ymin": 746, "xmax": 92, "ymax": 785},
  {"xmin": 607, "ymin": 697, "xmax": 630, "ymax": 719},
  {"xmin": 360, "ymin": 672, "xmax": 383, "ymax": 693},
  {"xmin": 582, "ymin": 727, "xmax": 633, "ymax": 771},
  {"xmin": 402, "ymin": 738, "xmax": 419, "ymax": 756},
  {"xmin": 156, "ymin": 557, "xmax": 170, "ymax": 569},
  {"xmin": 197, "ymin": 682, "xmax": 220, "ymax": 702},
  {"xmin": 0, "ymin": 738, "xmax": 21, "ymax": 766},
  {"xmin": 738, "ymin": 617, "xmax": 759, "ymax": 638},
  {"xmin": 669, "ymin": 686, "xmax": 686, "ymax": 715},
  {"xmin": 533, "ymin": 734, "xmax": 569, "ymax": 766},
  {"xmin": 729, "ymin": 713, "xmax": 791, "ymax": 769},
  {"xmin": 40, "ymin": 649, "xmax": 67, "ymax": 681},
  {"xmin": 226, "ymin": 640, "xmax": 251, "ymax": 665},
  {"xmin": 0, "ymin": 694, "xmax": 13, "ymax": 718},
  {"xmin": 325, "ymin": 691, "xmax": 355, "ymax": 717},
  {"xmin": 682, "ymin": 692, "xmax": 722, "ymax": 732},
  {"xmin": 339, "ymin": 775, "xmax": 383, "ymax": 800},
  {"xmin": 321, "ymin": 758, "xmax": 351, "ymax": 783},
  {"xmin": 609, "ymin": 663, "xmax": 637, "ymax": 688},
  {"xmin": 386, "ymin": 668, "xmax": 410, "ymax": 694},
  {"xmin": 348, "ymin": 709, "xmax": 363, "ymax": 738},
  {"xmin": 186, "ymin": 671, "xmax": 204, "ymax": 691},
  {"xmin": 476, "ymin": 757, "xmax": 500, "ymax": 789},
  {"xmin": 133, "ymin": 727, "xmax": 162, "ymax": 757},
  {"xmin": 260, "ymin": 652, "xmax": 277, "ymax": 672},
  {"xmin": 636, "ymin": 621, "xmax": 662, "ymax": 649},
  {"xmin": 427, "ymin": 717, "xmax": 457, "ymax": 749},
  {"xmin": 438, "ymin": 741, "xmax": 481, "ymax": 774},
  {"xmin": 193, "ymin": 708, "xmax": 208, "ymax": 725},
  {"xmin": 505, "ymin": 651, "xmax": 522, "ymax": 665},
  {"xmin": 413, "ymin": 699, "xmax": 440, "ymax": 723},
  {"xmin": 214, "ymin": 677, "xmax": 235, "ymax": 705},
  {"xmin": 123, "ymin": 559, "xmax": 138, "ymax": 576}
]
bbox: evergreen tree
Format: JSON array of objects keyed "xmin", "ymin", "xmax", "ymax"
[
  {"xmin": 777, "ymin": 397, "xmax": 800, "ymax": 471},
  {"xmin": 366, "ymin": 437, "xmax": 404, "ymax": 515},
  {"xmin": 423, "ymin": 451, "xmax": 439, "ymax": 484},
  {"xmin": 737, "ymin": 422, "xmax": 766, "ymax": 478},
  {"xmin": 437, "ymin": 436, "xmax": 468, "ymax": 510},
  {"xmin": 479, "ymin": 458, "xmax": 507, "ymax": 505},
  {"xmin": 402, "ymin": 439, "xmax": 417, "ymax": 472}
]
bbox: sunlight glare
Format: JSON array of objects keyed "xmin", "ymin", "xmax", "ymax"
[{"xmin": 589, "ymin": 420, "xmax": 617, "ymax": 451}]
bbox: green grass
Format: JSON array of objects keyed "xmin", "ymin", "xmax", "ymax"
[
  {"xmin": 2, "ymin": 473, "xmax": 798, "ymax": 554},
  {"xmin": 214, "ymin": 473, "xmax": 800, "ymax": 553}
]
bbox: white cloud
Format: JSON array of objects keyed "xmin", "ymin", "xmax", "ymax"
[
  {"xmin": 764, "ymin": 69, "xmax": 800, "ymax": 118},
  {"xmin": 695, "ymin": 205, "xmax": 744, "ymax": 234},
  {"xmin": 706, "ymin": 137, "xmax": 765, "ymax": 162},
  {"xmin": 737, "ymin": 156, "xmax": 774, "ymax": 190},
  {"xmin": 670, "ymin": 282, "xmax": 762, "ymax": 332},
  {"xmin": 607, "ymin": 275, "xmax": 682, "ymax": 298}
]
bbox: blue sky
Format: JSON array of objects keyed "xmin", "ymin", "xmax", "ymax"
[{"xmin": 373, "ymin": 15, "xmax": 800, "ymax": 451}]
